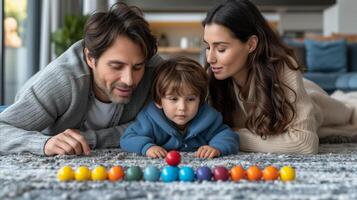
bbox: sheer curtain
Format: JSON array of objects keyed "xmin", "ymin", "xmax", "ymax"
[
  {"xmin": 39, "ymin": 0, "xmax": 82, "ymax": 69},
  {"xmin": 39, "ymin": 0, "xmax": 119, "ymax": 69}
]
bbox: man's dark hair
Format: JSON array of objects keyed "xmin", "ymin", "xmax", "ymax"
[{"xmin": 83, "ymin": 2, "xmax": 157, "ymax": 62}]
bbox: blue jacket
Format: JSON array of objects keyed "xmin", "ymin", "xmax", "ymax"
[{"xmin": 120, "ymin": 102, "xmax": 239, "ymax": 156}]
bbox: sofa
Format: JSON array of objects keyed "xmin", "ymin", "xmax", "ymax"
[
  {"xmin": 0, "ymin": 105, "xmax": 7, "ymax": 113},
  {"xmin": 285, "ymin": 39, "xmax": 357, "ymax": 93}
]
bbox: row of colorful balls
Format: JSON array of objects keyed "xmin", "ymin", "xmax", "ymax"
[{"xmin": 57, "ymin": 164, "xmax": 296, "ymax": 182}]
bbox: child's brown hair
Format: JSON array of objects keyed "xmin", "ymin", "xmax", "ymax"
[{"xmin": 152, "ymin": 57, "xmax": 208, "ymax": 105}]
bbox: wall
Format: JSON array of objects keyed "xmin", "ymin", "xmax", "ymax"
[
  {"xmin": 280, "ymin": 12, "xmax": 322, "ymax": 32},
  {"xmin": 323, "ymin": 4, "xmax": 338, "ymax": 35},
  {"xmin": 323, "ymin": 0, "xmax": 357, "ymax": 35}
]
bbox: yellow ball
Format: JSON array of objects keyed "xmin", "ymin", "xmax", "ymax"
[
  {"xmin": 57, "ymin": 165, "xmax": 74, "ymax": 182},
  {"xmin": 91, "ymin": 166, "xmax": 108, "ymax": 181},
  {"xmin": 280, "ymin": 166, "xmax": 296, "ymax": 181},
  {"xmin": 75, "ymin": 166, "xmax": 91, "ymax": 181}
]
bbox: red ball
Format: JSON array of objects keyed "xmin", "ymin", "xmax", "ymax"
[
  {"xmin": 165, "ymin": 150, "xmax": 181, "ymax": 166},
  {"xmin": 213, "ymin": 166, "xmax": 229, "ymax": 181}
]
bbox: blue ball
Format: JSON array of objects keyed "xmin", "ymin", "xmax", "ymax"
[
  {"xmin": 161, "ymin": 166, "xmax": 179, "ymax": 182},
  {"xmin": 179, "ymin": 166, "xmax": 195, "ymax": 182},
  {"xmin": 196, "ymin": 166, "xmax": 212, "ymax": 181},
  {"xmin": 143, "ymin": 165, "xmax": 160, "ymax": 182}
]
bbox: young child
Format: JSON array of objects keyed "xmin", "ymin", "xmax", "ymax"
[{"xmin": 120, "ymin": 57, "xmax": 239, "ymax": 158}]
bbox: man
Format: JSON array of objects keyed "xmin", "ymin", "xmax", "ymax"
[{"xmin": 0, "ymin": 2, "xmax": 161, "ymax": 156}]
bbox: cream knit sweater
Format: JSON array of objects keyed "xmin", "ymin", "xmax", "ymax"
[{"xmin": 233, "ymin": 66, "xmax": 357, "ymax": 154}]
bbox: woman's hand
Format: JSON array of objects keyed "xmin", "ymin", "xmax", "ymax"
[
  {"xmin": 195, "ymin": 145, "xmax": 221, "ymax": 158},
  {"xmin": 146, "ymin": 146, "xmax": 168, "ymax": 158}
]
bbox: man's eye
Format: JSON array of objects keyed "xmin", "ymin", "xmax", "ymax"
[
  {"xmin": 110, "ymin": 65, "xmax": 123, "ymax": 70},
  {"xmin": 217, "ymin": 48, "xmax": 226, "ymax": 53},
  {"xmin": 133, "ymin": 64, "xmax": 145, "ymax": 70}
]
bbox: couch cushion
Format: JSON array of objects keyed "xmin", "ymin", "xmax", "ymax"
[
  {"xmin": 335, "ymin": 73, "xmax": 357, "ymax": 90},
  {"xmin": 304, "ymin": 72, "xmax": 342, "ymax": 91},
  {"xmin": 347, "ymin": 43, "xmax": 357, "ymax": 72},
  {"xmin": 304, "ymin": 39, "xmax": 348, "ymax": 72},
  {"xmin": 0, "ymin": 105, "xmax": 8, "ymax": 113}
]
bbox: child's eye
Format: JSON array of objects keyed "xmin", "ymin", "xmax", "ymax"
[
  {"xmin": 187, "ymin": 97, "xmax": 197, "ymax": 101},
  {"xmin": 168, "ymin": 97, "xmax": 178, "ymax": 101}
]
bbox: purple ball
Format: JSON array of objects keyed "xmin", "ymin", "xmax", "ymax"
[
  {"xmin": 196, "ymin": 166, "xmax": 212, "ymax": 181},
  {"xmin": 213, "ymin": 166, "xmax": 229, "ymax": 181}
]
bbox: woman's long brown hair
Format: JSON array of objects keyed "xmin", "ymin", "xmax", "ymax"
[{"xmin": 203, "ymin": 0, "xmax": 301, "ymax": 137}]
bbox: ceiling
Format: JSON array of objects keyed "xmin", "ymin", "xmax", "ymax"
[{"xmin": 124, "ymin": 0, "xmax": 336, "ymax": 13}]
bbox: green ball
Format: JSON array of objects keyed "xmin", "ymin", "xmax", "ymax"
[{"xmin": 125, "ymin": 166, "xmax": 143, "ymax": 181}]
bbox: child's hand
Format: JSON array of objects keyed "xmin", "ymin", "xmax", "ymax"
[
  {"xmin": 146, "ymin": 146, "xmax": 168, "ymax": 158},
  {"xmin": 195, "ymin": 145, "xmax": 221, "ymax": 159}
]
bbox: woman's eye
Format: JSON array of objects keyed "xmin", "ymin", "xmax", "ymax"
[{"xmin": 217, "ymin": 49, "xmax": 226, "ymax": 53}]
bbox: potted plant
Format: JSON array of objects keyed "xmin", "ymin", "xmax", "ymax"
[{"xmin": 51, "ymin": 15, "xmax": 88, "ymax": 56}]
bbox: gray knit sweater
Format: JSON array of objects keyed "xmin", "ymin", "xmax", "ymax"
[{"xmin": 0, "ymin": 40, "xmax": 162, "ymax": 155}]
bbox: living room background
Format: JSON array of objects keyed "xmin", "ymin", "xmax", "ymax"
[{"xmin": 1, "ymin": 0, "xmax": 357, "ymax": 105}]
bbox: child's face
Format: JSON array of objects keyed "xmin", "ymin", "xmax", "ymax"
[{"xmin": 155, "ymin": 88, "xmax": 200, "ymax": 129}]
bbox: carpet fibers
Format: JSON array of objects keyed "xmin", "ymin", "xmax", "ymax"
[{"xmin": 1, "ymin": 143, "xmax": 357, "ymax": 200}]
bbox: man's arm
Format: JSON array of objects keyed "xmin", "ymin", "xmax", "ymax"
[{"xmin": 0, "ymin": 64, "xmax": 78, "ymax": 155}]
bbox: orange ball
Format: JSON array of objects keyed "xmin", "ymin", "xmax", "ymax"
[
  {"xmin": 108, "ymin": 165, "xmax": 125, "ymax": 181},
  {"xmin": 230, "ymin": 165, "xmax": 246, "ymax": 181},
  {"xmin": 262, "ymin": 165, "xmax": 279, "ymax": 181},
  {"xmin": 246, "ymin": 165, "xmax": 262, "ymax": 181}
]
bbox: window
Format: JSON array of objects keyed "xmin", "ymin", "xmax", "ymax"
[{"xmin": 1, "ymin": 0, "xmax": 40, "ymax": 104}]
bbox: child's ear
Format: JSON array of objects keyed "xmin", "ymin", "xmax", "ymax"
[{"xmin": 154, "ymin": 102, "xmax": 163, "ymax": 109}]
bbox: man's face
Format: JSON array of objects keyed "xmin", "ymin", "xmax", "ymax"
[{"xmin": 86, "ymin": 35, "xmax": 146, "ymax": 104}]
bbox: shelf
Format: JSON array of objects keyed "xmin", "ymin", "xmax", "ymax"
[{"xmin": 158, "ymin": 47, "xmax": 201, "ymax": 54}]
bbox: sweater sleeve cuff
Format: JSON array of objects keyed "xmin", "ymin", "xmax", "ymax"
[
  {"xmin": 32, "ymin": 135, "xmax": 51, "ymax": 156},
  {"xmin": 141, "ymin": 143, "xmax": 155, "ymax": 156},
  {"xmin": 80, "ymin": 130, "xmax": 97, "ymax": 149},
  {"xmin": 210, "ymin": 144, "xmax": 227, "ymax": 156}
]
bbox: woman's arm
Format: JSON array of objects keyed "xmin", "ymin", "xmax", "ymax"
[{"xmin": 234, "ymin": 127, "xmax": 318, "ymax": 154}]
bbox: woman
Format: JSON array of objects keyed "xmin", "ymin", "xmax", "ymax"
[{"xmin": 203, "ymin": 0, "xmax": 357, "ymax": 154}]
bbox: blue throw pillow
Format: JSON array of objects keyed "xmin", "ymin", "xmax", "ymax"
[{"xmin": 304, "ymin": 39, "xmax": 347, "ymax": 72}]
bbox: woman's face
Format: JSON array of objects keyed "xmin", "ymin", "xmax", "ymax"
[{"xmin": 203, "ymin": 23, "xmax": 251, "ymax": 86}]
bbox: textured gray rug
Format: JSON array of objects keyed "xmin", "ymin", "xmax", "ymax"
[{"xmin": 1, "ymin": 143, "xmax": 357, "ymax": 200}]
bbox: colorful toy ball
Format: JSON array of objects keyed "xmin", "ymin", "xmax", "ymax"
[
  {"xmin": 91, "ymin": 166, "xmax": 108, "ymax": 181},
  {"xmin": 57, "ymin": 165, "xmax": 74, "ymax": 182},
  {"xmin": 280, "ymin": 165, "xmax": 296, "ymax": 182},
  {"xmin": 108, "ymin": 165, "xmax": 125, "ymax": 181},
  {"xmin": 212, "ymin": 166, "xmax": 229, "ymax": 181},
  {"xmin": 126, "ymin": 166, "xmax": 143, "ymax": 181},
  {"xmin": 179, "ymin": 166, "xmax": 195, "ymax": 182},
  {"xmin": 165, "ymin": 150, "xmax": 181, "ymax": 166},
  {"xmin": 262, "ymin": 165, "xmax": 279, "ymax": 181},
  {"xmin": 230, "ymin": 165, "xmax": 246, "ymax": 181},
  {"xmin": 161, "ymin": 166, "xmax": 179, "ymax": 182},
  {"xmin": 74, "ymin": 166, "xmax": 91, "ymax": 181},
  {"xmin": 143, "ymin": 165, "xmax": 161, "ymax": 182},
  {"xmin": 196, "ymin": 166, "xmax": 212, "ymax": 181},
  {"xmin": 246, "ymin": 165, "xmax": 262, "ymax": 181}
]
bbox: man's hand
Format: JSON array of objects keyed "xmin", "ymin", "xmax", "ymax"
[
  {"xmin": 195, "ymin": 145, "xmax": 221, "ymax": 159},
  {"xmin": 44, "ymin": 129, "xmax": 91, "ymax": 156},
  {"xmin": 146, "ymin": 146, "xmax": 167, "ymax": 158}
]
